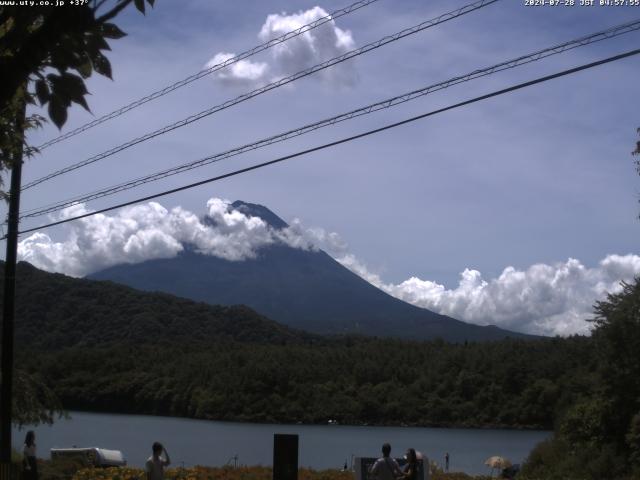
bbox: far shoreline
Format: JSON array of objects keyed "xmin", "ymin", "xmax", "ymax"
[{"xmin": 39, "ymin": 408, "xmax": 554, "ymax": 433}]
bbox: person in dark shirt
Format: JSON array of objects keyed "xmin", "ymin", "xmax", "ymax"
[{"xmin": 400, "ymin": 448, "xmax": 418, "ymax": 480}]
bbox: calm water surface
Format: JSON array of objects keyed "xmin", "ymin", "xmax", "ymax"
[{"xmin": 14, "ymin": 411, "xmax": 550, "ymax": 476}]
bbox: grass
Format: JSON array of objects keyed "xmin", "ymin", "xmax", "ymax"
[
  {"xmin": 15, "ymin": 459, "xmax": 497, "ymax": 480},
  {"xmin": 7, "ymin": 449, "xmax": 499, "ymax": 480}
]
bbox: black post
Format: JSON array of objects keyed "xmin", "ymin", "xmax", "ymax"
[
  {"xmin": 0, "ymin": 99, "xmax": 25, "ymax": 475},
  {"xmin": 273, "ymin": 434, "xmax": 298, "ymax": 480}
]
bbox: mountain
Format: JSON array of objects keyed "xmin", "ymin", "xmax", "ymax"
[
  {"xmin": 0, "ymin": 261, "xmax": 315, "ymax": 350},
  {"xmin": 89, "ymin": 200, "xmax": 533, "ymax": 342}
]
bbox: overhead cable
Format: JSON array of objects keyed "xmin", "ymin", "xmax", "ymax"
[
  {"xmin": 22, "ymin": 0, "xmax": 499, "ymax": 191},
  {"xmin": 34, "ymin": 0, "xmax": 381, "ymax": 151},
  {"xmin": 13, "ymin": 47, "xmax": 640, "ymax": 238},
  {"xmin": 20, "ymin": 18, "xmax": 640, "ymax": 219}
]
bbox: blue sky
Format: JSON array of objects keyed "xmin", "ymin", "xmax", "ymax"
[{"xmin": 5, "ymin": 0, "xmax": 640, "ymax": 335}]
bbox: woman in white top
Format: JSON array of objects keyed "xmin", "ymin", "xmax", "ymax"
[{"xmin": 23, "ymin": 430, "xmax": 38, "ymax": 480}]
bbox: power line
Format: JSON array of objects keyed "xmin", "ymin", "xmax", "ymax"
[
  {"xmin": 34, "ymin": 0, "xmax": 381, "ymax": 151},
  {"xmin": 22, "ymin": 0, "xmax": 499, "ymax": 191},
  {"xmin": 13, "ymin": 47, "xmax": 640, "ymax": 239},
  {"xmin": 20, "ymin": 18, "xmax": 640, "ymax": 219}
]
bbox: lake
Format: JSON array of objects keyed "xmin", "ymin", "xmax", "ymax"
[{"xmin": 14, "ymin": 411, "xmax": 551, "ymax": 476}]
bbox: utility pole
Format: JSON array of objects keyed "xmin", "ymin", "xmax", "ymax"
[{"xmin": 0, "ymin": 97, "xmax": 26, "ymax": 478}]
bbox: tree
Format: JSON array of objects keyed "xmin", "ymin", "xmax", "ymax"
[
  {"xmin": 520, "ymin": 131, "xmax": 640, "ymax": 479},
  {"xmin": 521, "ymin": 280, "xmax": 640, "ymax": 479},
  {"xmin": 11, "ymin": 369, "xmax": 64, "ymax": 426},
  {"xmin": 0, "ymin": 0, "xmax": 155, "ymax": 443},
  {"xmin": 593, "ymin": 280, "xmax": 640, "ymax": 450},
  {"xmin": 0, "ymin": 0, "xmax": 155, "ymax": 190}
]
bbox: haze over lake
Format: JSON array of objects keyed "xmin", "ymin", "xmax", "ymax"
[{"xmin": 16, "ymin": 411, "xmax": 550, "ymax": 476}]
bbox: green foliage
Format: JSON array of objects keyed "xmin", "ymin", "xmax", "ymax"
[
  {"xmin": 17, "ymin": 337, "xmax": 592, "ymax": 429},
  {"xmin": 592, "ymin": 280, "xmax": 640, "ymax": 444},
  {"xmin": 11, "ymin": 368, "xmax": 65, "ymax": 426},
  {"xmin": 520, "ymin": 435, "xmax": 630, "ymax": 480},
  {"xmin": 2, "ymin": 262, "xmax": 315, "ymax": 350},
  {"xmin": 40, "ymin": 456, "xmax": 89, "ymax": 480},
  {"xmin": 0, "ymin": 0, "xmax": 155, "ymax": 121},
  {"xmin": 521, "ymin": 278, "xmax": 640, "ymax": 479},
  {"xmin": 0, "ymin": 0, "xmax": 154, "ymax": 192},
  {"xmin": 558, "ymin": 396, "xmax": 611, "ymax": 448},
  {"xmin": 627, "ymin": 413, "xmax": 640, "ymax": 475}
]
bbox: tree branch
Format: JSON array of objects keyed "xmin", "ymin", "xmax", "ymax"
[
  {"xmin": 94, "ymin": 0, "xmax": 110, "ymax": 10},
  {"xmin": 96, "ymin": 0, "xmax": 133, "ymax": 23}
]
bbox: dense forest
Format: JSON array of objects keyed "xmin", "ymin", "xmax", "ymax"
[{"xmin": 18, "ymin": 337, "xmax": 593, "ymax": 429}]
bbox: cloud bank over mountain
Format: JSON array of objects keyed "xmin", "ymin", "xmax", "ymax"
[
  {"xmin": 206, "ymin": 6, "xmax": 357, "ymax": 87},
  {"xmin": 18, "ymin": 199, "xmax": 310, "ymax": 277},
  {"xmin": 381, "ymin": 255, "xmax": 640, "ymax": 336},
  {"xmin": 17, "ymin": 198, "xmax": 640, "ymax": 336},
  {"xmin": 299, "ymin": 227, "xmax": 640, "ymax": 336}
]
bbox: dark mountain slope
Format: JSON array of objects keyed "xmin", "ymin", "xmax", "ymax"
[
  {"xmin": 0, "ymin": 261, "xmax": 315, "ymax": 350},
  {"xmin": 89, "ymin": 201, "xmax": 533, "ymax": 342}
]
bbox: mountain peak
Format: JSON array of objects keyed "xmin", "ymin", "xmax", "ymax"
[
  {"xmin": 203, "ymin": 200, "xmax": 289, "ymax": 231},
  {"xmin": 230, "ymin": 200, "xmax": 289, "ymax": 230}
]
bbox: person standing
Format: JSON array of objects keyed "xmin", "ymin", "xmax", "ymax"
[
  {"xmin": 445, "ymin": 452, "xmax": 450, "ymax": 472},
  {"xmin": 23, "ymin": 431, "xmax": 38, "ymax": 480},
  {"xmin": 145, "ymin": 442, "xmax": 171, "ymax": 480},
  {"xmin": 400, "ymin": 448, "xmax": 418, "ymax": 480},
  {"xmin": 369, "ymin": 443, "xmax": 403, "ymax": 480}
]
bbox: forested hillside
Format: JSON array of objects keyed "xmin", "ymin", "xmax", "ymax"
[
  {"xmin": 19, "ymin": 337, "xmax": 592, "ymax": 429},
  {"xmin": 3, "ymin": 261, "xmax": 315, "ymax": 349},
  {"xmin": 3, "ymin": 261, "xmax": 594, "ymax": 430}
]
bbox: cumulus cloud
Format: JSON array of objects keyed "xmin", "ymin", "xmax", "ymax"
[
  {"xmin": 18, "ymin": 199, "xmax": 640, "ymax": 337},
  {"xmin": 18, "ymin": 198, "xmax": 309, "ymax": 277},
  {"xmin": 204, "ymin": 53, "xmax": 268, "ymax": 87},
  {"xmin": 297, "ymin": 227, "xmax": 640, "ymax": 336},
  {"xmin": 347, "ymin": 255, "xmax": 640, "ymax": 337},
  {"xmin": 206, "ymin": 6, "xmax": 358, "ymax": 87}
]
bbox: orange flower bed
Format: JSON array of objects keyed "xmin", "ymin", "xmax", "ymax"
[{"xmin": 71, "ymin": 466, "xmax": 354, "ymax": 480}]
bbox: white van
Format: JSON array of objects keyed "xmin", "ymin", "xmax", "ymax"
[{"xmin": 51, "ymin": 448, "xmax": 127, "ymax": 467}]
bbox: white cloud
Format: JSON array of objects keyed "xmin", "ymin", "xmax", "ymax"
[
  {"xmin": 206, "ymin": 6, "xmax": 358, "ymax": 87},
  {"xmin": 17, "ymin": 198, "xmax": 307, "ymax": 277},
  {"xmin": 204, "ymin": 53, "xmax": 268, "ymax": 87},
  {"xmin": 298, "ymin": 228, "xmax": 640, "ymax": 336},
  {"xmin": 300, "ymin": 228, "xmax": 640, "ymax": 336},
  {"xmin": 17, "ymin": 199, "xmax": 640, "ymax": 337},
  {"xmin": 344, "ymin": 255, "xmax": 640, "ymax": 337}
]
